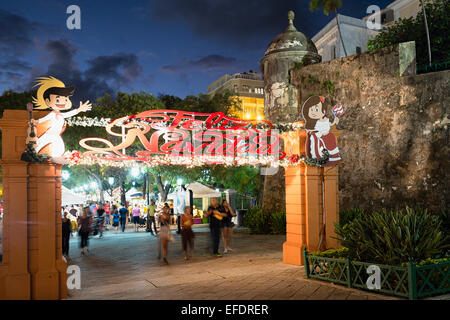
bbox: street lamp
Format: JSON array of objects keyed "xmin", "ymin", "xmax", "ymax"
[
  {"xmin": 131, "ymin": 167, "xmax": 140, "ymax": 178},
  {"xmin": 62, "ymin": 170, "xmax": 70, "ymax": 181},
  {"xmin": 108, "ymin": 177, "xmax": 115, "ymax": 186}
]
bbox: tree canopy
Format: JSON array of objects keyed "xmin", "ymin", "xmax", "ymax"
[{"xmin": 367, "ymin": 0, "xmax": 449, "ymax": 66}]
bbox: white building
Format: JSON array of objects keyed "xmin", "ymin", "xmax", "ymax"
[
  {"xmin": 382, "ymin": 0, "xmax": 422, "ymax": 26},
  {"xmin": 312, "ymin": 14, "xmax": 379, "ymax": 62},
  {"xmin": 313, "ymin": 0, "xmax": 423, "ymax": 62}
]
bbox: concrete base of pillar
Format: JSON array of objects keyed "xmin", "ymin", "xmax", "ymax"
[{"xmin": 283, "ymin": 241, "xmax": 304, "ymax": 266}]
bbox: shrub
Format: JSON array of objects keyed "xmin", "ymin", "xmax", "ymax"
[
  {"xmin": 243, "ymin": 208, "xmax": 286, "ymax": 235},
  {"xmin": 310, "ymin": 248, "xmax": 349, "ymax": 259},
  {"xmin": 438, "ymin": 210, "xmax": 450, "ymax": 239},
  {"xmin": 335, "ymin": 207, "xmax": 450, "ymax": 265},
  {"xmin": 339, "ymin": 207, "xmax": 364, "ymax": 226},
  {"xmin": 243, "ymin": 208, "xmax": 271, "ymax": 234},
  {"xmin": 270, "ymin": 211, "xmax": 286, "ymax": 234}
]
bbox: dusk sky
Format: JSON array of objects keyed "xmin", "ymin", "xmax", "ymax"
[{"xmin": 0, "ymin": 0, "xmax": 392, "ymax": 104}]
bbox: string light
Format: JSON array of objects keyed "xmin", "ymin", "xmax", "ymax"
[{"xmin": 65, "ymin": 150, "xmax": 305, "ymax": 168}]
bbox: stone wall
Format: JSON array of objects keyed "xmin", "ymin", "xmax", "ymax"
[{"xmin": 290, "ymin": 43, "xmax": 449, "ymax": 213}]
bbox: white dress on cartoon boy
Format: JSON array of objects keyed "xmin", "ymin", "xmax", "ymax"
[{"xmin": 35, "ymin": 109, "xmax": 79, "ymax": 157}]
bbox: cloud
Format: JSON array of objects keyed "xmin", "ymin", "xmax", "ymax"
[
  {"xmin": 0, "ymin": 9, "xmax": 42, "ymax": 57},
  {"xmin": 149, "ymin": 0, "xmax": 309, "ymax": 48},
  {"xmin": 26, "ymin": 39, "xmax": 144, "ymax": 103},
  {"xmin": 0, "ymin": 9, "xmax": 146, "ymax": 100},
  {"xmin": 162, "ymin": 54, "xmax": 237, "ymax": 73},
  {"xmin": 85, "ymin": 54, "xmax": 143, "ymax": 86},
  {"xmin": 0, "ymin": 9, "xmax": 44, "ymax": 88},
  {"xmin": 0, "ymin": 59, "xmax": 32, "ymax": 72}
]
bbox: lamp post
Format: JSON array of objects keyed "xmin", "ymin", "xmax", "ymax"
[{"xmin": 62, "ymin": 170, "xmax": 70, "ymax": 181}]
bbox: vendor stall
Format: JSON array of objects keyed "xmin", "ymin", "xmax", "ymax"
[{"xmin": 62, "ymin": 185, "xmax": 86, "ymax": 206}]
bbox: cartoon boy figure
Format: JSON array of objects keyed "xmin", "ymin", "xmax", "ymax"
[
  {"xmin": 31, "ymin": 76, "xmax": 91, "ymax": 161},
  {"xmin": 301, "ymin": 95, "xmax": 341, "ymax": 166}
]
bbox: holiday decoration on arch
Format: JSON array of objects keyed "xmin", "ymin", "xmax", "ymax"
[
  {"xmin": 301, "ymin": 95, "xmax": 343, "ymax": 167},
  {"xmin": 77, "ymin": 109, "xmax": 286, "ymax": 166},
  {"xmin": 21, "ymin": 76, "xmax": 92, "ymax": 164}
]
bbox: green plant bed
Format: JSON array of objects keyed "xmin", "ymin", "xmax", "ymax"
[
  {"xmin": 304, "ymin": 248, "xmax": 450, "ymax": 299},
  {"xmin": 242, "ymin": 207, "xmax": 286, "ymax": 234}
]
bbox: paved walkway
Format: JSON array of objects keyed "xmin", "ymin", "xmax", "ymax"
[{"xmin": 66, "ymin": 226, "xmax": 398, "ymax": 300}]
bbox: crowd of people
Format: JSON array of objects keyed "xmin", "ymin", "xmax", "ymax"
[{"xmin": 60, "ymin": 197, "xmax": 236, "ymax": 264}]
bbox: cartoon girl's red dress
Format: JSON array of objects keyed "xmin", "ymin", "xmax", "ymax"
[{"xmin": 305, "ymin": 119, "xmax": 341, "ymax": 166}]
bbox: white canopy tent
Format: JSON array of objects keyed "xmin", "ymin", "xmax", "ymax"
[
  {"xmin": 61, "ymin": 185, "xmax": 86, "ymax": 206},
  {"xmin": 167, "ymin": 182, "xmax": 222, "ymax": 213},
  {"xmin": 126, "ymin": 187, "xmax": 143, "ymax": 201},
  {"xmin": 167, "ymin": 182, "xmax": 221, "ymax": 200}
]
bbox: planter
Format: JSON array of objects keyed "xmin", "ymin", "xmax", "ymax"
[
  {"xmin": 303, "ymin": 248, "xmax": 450, "ymax": 300},
  {"xmin": 193, "ymin": 218, "xmax": 202, "ymax": 224}
]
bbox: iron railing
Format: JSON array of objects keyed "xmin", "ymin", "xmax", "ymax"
[
  {"xmin": 304, "ymin": 248, "xmax": 450, "ymax": 299},
  {"xmin": 416, "ymin": 60, "xmax": 450, "ymax": 74}
]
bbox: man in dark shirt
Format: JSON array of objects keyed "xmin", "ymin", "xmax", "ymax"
[
  {"xmin": 119, "ymin": 204, "xmax": 128, "ymax": 232},
  {"xmin": 96, "ymin": 204, "xmax": 105, "ymax": 238},
  {"xmin": 206, "ymin": 198, "xmax": 227, "ymax": 257}
]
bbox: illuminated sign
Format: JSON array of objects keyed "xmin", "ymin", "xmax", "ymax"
[{"xmin": 78, "ymin": 109, "xmax": 285, "ymax": 165}]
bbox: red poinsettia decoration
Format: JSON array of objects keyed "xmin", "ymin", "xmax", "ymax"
[
  {"xmin": 69, "ymin": 150, "xmax": 82, "ymax": 163},
  {"xmin": 288, "ymin": 154, "xmax": 300, "ymax": 164}
]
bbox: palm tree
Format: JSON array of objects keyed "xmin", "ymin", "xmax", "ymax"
[
  {"xmin": 309, "ymin": 0, "xmax": 348, "ymax": 57},
  {"xmin": 420, "ymin": 0, "xmax": 432, "ymax": 66}
]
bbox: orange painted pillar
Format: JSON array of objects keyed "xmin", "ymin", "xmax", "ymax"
[
  {"xmin": 28, "ymin": 164, "xmax": 67, "ymax": 299},
  {"xmin": 323, "ymin": 165, "xmax": 340, "ymax": 249},
  {"xmin": 283, "ymin": 164, "xmax": 306, "ymax": 265},
  {"xmin": 0, "ymin": 110, "xmax": 67, "ymax": 300},
  {"xmin": 282, "ymin": 124, "xmax": 341, "ymax": 266},
  {"xmin": 0, "ymin": 110, "xmax": 32, "ymax": 299}
]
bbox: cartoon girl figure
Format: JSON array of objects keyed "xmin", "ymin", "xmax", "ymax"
[
  {"xmin": 31, "ymin": 76, "xmax": 92, "ymax": 160},
  {"xmin": 301, "ymin": 95, "xmax": 341, "ymax": 166}
]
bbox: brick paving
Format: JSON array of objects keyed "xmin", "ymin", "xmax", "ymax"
[{"xmin": 66, "ymin": 225, "xmax": 399, "ymax": 300}]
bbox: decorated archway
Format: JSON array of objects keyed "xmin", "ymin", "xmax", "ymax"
[{"xmin": 0, "ymin": 83, "xmax": 342, "ymax": 299}]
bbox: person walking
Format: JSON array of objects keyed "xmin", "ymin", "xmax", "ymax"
[
  {"xmin": 96, "ymin": 204, "xmax": 105, "ymax": 238},
  {"xmin": 132, "ymin": 204, "xmax": 141, "ymax": 232},
  {"xmin": 221, "ymin": 199, "xmax": 236, "ymax": 254},
  {"xmin": 180, "ymin": 206, "xmax": 195, "ymax": 261},
  {"xmin": 158, "ymin": 205, "xmax": 172, "ymax": 264},
  {"xmin": 69, "ymin": 205, "xmax": 78, "ymax": 218},
  {"xmin": 78, "ymin": 207, "xmax": 92, "ymax": 255},
  {"xmin": 206, "ymin": 198, "xmax": 227, "ymax": 257},
  {"xmin": 104, "ymin": 202, "xmax": 111, "ymax": 227},
  {"xmin": 119, "ymin": 204, "xmax": 128, "ymax": 232},
  {"xmin": 112, "ymin": 205, "xmax": 120, "ymax": 233},
  {"xmin": 62, "ymin": 211, "xmax": 72, "ymax": 257},
  {"xmin": 147, "ymin": 200, "xmax": 157, "ymax": 235}
]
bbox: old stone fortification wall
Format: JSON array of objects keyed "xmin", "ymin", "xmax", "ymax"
[{"xmin": 290, "ymin": 43, "xmax": 449, "ymax": 213}]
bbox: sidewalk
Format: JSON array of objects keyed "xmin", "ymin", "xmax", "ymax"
[{"xmin": 66, "ymin": 227, "xmax": 399, "ymax": 300}]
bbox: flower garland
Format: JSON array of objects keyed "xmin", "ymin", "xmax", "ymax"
[
  {"xmin": 66, "ymin": 116, "xmax": 111, "ymax": 127},
  {"xmin": 65, "ymin": 116, "xmax": 304, "ymax": 132},
  {"xmin": 65, "ymin": 150, "xmax": 307, "ymax": 168}
]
